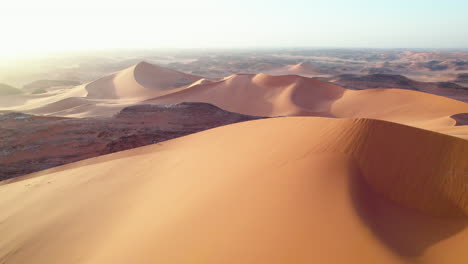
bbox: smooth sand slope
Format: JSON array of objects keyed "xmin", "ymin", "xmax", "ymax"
[
  {"xmin": 85, "ymin": 61, "xmax": 202, "ymax": 99},
  {"xmin": 267, "ymin": 62, "xmax": 331, "ymax": 77},
  {"xmin": 0, "ymin": 117, "xmax": 467, "ymax": 264},
  {"xmin": 148, "ymin": 73, "xmax": 347, "ymax": 117},
  {"xmin": 0, "ymin": 62, "xmax": 202, "ymax": 117}
]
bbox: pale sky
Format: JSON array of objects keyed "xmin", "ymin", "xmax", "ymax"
[{"xmin": 1, "ymin": 0, "xmax": 468, "ymax": 58}]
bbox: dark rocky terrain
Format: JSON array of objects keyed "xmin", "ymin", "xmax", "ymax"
[{"xmin": 0, "ymin": 102, "xmax": 263, "ymax": 180}]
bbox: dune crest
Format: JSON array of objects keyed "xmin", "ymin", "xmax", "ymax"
[
  {"xmin": 85, "ymin": 61, "xmax": 202, "ymax": 99},
  {"xmin": 288, "ymin": 62, "xmax": 322, "ymax": 75},
  {"xmin": 148, "ymin": 73, "xmax": 346, "ymax": 117},
  {"xmin": 0, "ymin": 117, "xmax": 467, "ymax": 263}
]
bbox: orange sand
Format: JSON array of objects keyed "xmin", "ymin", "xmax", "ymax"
[{"xmin": 0, "ymin": 117, "xmax": 467, "ymax": 264}]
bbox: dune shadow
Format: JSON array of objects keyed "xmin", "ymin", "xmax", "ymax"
[
  {"xmin": 450, "ymin": 113, "xmax": 468, "ymax": 126},
  {"xmin": 349, "ymin": 172, "xmax": 468, "ymax": 258}
]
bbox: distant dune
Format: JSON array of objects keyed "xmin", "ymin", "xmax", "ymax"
[
  {"xmin": 288, "ymin": 62, "xmax": 323, "ymax": 75},
  {"xmin": 85, "ymin": 61, "xmax": 202, "ymax": 99},
  {"xmin": 0, "ymin": 62, "xmax": 466, "ymax": 138},
  {"xmin": 332, "ymin": 73, "xmax": 468, "ymax": 102},
  {"xmin": 268, "ymin": 62, "xmax": 333, "ymax": 76},
  {"xmin": 0, "ymin": 83, "xmax": 23, "ymax": 96},
  {"xmin": 0, "ymin": 117, "xmax": 467, "ymax": 263},
  {"xmin": 23, "ymin": 80, "xmax": 81, "ymax": 91},
  {"xmin": 0, "ymin": 62, "xmax": 203, "ymax": 117},
  {"xmin": 148, "ymin": 73, "xmax": 346, "ymax": 117},
  {"xmin": 399, "ymin": 51, "xmax": 468, "ymax": 62}
]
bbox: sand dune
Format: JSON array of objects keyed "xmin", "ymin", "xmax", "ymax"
[
  {"xmin": 148, "ymin": 73, "xmax": 346, "ymax": 117},
  {"xmin": 1, "ymin": 64, "xmax": 466, "ymax": 138},
  {"xmin": 287, "ymin": 62, "xmax": 323, "ymax": 75},
  {"xmin": 267, "ymin": 62, "xmax": 330, "ymax": 77},
  {"xmin": 0, "ymin": 84, "xmax": 87, "ymax": 111},
  {"xmin": 23, "ymin": 80, "xmax": 81, "ymax": 91},
  {"xmin": 332, "ymin": 73, "xmax": 468, "ymax": 102},
  {"xmin": 85, "ymin": 61, "xmax": 202, "ymax": 99},
  {"xmin": 1, "ymin": 117, "xmax": 467, "ymax": 264},
  {"xmin": 332, "ymin": 88, "xmax": 468, "ymax": 130},
  {"xmin": 0, "ymin": 62, "xmax": 203, "ymax": 117}
]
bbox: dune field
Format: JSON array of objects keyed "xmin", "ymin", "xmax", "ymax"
[{"xmin": 0, "ymin": 59, "xmax": 467, "ymax": 264}]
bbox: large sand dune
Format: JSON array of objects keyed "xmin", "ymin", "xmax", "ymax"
[
  {"xmin": 0, "ymin": 62, "xmax": 202, "ymax": 117},
  {"xmin": 85, "ymin": 61, "xmax": 202, "ymax": 99},
  {"xmin": 148, "ymin": 73, "xmax": 346, "ymax": 117},
  {"xmin": 1, "ymin": 117, "xmax": 467, "ymax": 264}
]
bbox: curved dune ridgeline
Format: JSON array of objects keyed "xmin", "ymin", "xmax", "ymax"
[
  {"xmin": 85, "ymin": 61, "xmax": 202, "ymax": 99},
  {"xmin": 147, "ymin": 73, "xmax": 346, "ymax": 117}
]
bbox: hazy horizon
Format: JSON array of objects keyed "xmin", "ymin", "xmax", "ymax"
[{"xmin": 1, "ymin": 0, "xmax": 468, "ymax": 59}]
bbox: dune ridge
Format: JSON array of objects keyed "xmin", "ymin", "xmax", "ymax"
[
  {"xmin": 288, "ymin": 62, "xmax": 322, "ymax": 75},
  {"xmin": 0, "ymin": 117, "xmax": 467, "ymax": 264},
  {"xmin": 147, "ymin": 73, "xmax": 347, "ymax": 117}
]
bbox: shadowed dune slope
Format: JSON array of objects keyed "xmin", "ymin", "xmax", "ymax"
[
  {"xmin": 85, "ymin": 61, "xmax": 202, "ymax": 99},
  {"xmin": 0, "ymin": 117, "xmax": 467, "ymax": 264},
  {"xmin": 267, "ymin": 62, "xmax": 332, "ymax": 76}
]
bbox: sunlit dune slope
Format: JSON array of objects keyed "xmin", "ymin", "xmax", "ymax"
[
  {"xmin": 0, "ymin": 62, "xmax": 203, "ymax": 117},
  {"xmin": 85, "ymin": 61, "xmax": 202, "ymax": 99},
  {"xmin": 148, "ymin": 73, "xmax": 346, "ymax": 117},
  {"xmin": 332, "ymin": 88, "xmax": 468, "ymax": 129},
  {"xmin": 1, "ymin": 117, "xmax": 467, "ymax": 264}
]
